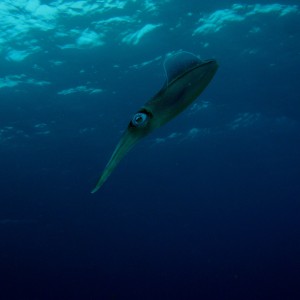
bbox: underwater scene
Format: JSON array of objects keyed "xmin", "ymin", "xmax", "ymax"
[{"xmin": 0, "ymin": 0, "xmax": 300, "ymax": 299}]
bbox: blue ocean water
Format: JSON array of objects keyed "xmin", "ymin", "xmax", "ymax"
[{"xmin": 1, "ymin": 0, "xmax": 300, "ymax": 299}]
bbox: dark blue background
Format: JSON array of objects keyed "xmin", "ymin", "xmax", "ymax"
[{"xmin": 0, "ymin": 1, "xmax": 300, "ymax": 299}]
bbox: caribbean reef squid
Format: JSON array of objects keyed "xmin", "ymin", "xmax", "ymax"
[{"xmin": 91, "ymin": 51, "xmax": 218, "ymax": 193}]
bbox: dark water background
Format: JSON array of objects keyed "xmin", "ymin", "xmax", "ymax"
[{"xmin": 0, "ymin": 0, "xmax": 300, "ymax": 299}]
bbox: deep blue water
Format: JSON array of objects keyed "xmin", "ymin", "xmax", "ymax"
[{"xmin": 1, "ymin": 1, "xmax": 300, "ymax": 299}]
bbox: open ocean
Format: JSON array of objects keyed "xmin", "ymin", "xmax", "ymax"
[{"xmin": 1, "ymin": 0, "xmax": 300, "ymax": 299}]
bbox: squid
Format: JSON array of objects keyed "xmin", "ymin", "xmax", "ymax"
[{"xmin": 91, "ymin": 51, "xmax": 218, "ymax": 193}]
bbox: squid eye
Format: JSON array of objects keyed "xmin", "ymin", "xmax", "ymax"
[{"xmin": 131, "ymin": 113, "xmax": 149, "ymax": 127}]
